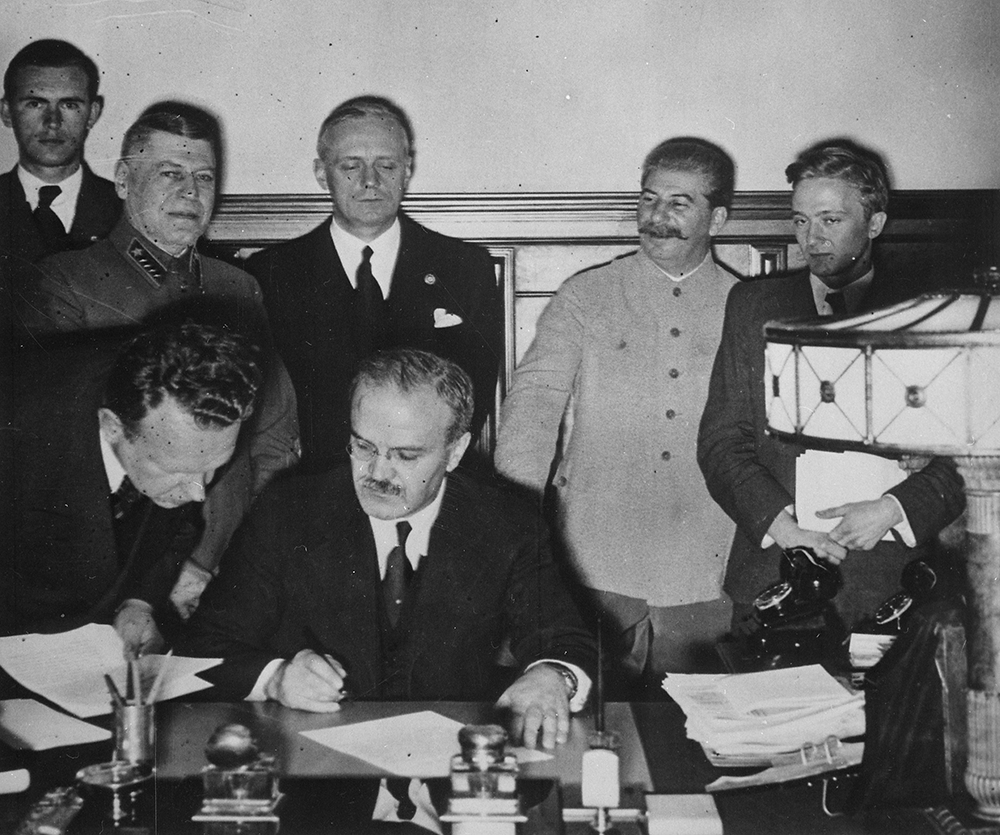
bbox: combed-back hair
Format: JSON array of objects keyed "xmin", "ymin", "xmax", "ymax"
[
  {"xmin": 350, "ymin": 349, "xmax": 473, "ymax": 444},
  {"xmin": 4, "ymin": 39, "xmax": 100, "ymax": 102},
  {"xmin": 120, "ymin": 100, "xmax": 220, "ymax": 162},
  {"xmin": 785, "ymin": 139, "xmax": 890, "ymax": 218},
  {"xmin": 317, "ymin": 95, "xmax": 415, "ymax": 157},
  {"xmin": 641, "ymin": 137, "xmax": 736, "ymax": 211},
  {"xmin": 102, "ymin": 321, "xmax": 261, "ymax": 439}
]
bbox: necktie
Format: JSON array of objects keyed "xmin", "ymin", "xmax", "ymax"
[
  {"xmin": 827, "ymin": 291, "xmax": 848, "ymax": 316},
  {"xmin": 109, "ymin": 476, "xmax": 144, "ymax": 522},
  {"xmin": 34, "ymin": 185, "xmax": 67, "ymax": 249},
  {"xmin": 382, "ymin": 521, "xmax": 413, "ymax": 628},
  {"xmin": 356, "ymin": 245, "xmax": 387, "ymax": 354}
]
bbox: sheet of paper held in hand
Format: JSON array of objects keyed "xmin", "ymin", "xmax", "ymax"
[
  {"xmin": 0, "ymin": 623, "xmax": 220, "ymax": 718},
  {"xmin": 796, "ymin": 450, "xmax": 905, "ymax": 540},
  {"xmin": 301, "ymin": 711, "xmax": 552, "ymax": 777}
]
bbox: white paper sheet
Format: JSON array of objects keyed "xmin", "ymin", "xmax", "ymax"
[
  {"xmin": 0, "ymin": 624, "xmax": 220, "ymax": 718},
  {"xmin": 301, "ymin": 711, "xmax": 465, "ymax": 777},
  {"xmin": 796, "ymin": 450, "xmax": 905, "ymax": 539},
  {"xmin": 0, "ymin": 699, "xmax": 111, "ymax": 750},
  {"xmin": 300, "ymin": 710, "xmax": 553, "ymax": 778}
]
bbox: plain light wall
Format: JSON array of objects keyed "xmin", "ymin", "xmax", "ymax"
[{"xmin": 2, "ymin": 0, "xmax": 998, "ymax": 194}]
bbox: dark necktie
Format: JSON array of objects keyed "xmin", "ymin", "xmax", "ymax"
[
  {"xmin": 382, "ymin": 521, "xmax": 413, "ymax": 629},
  {"xmin": 34, "ymin": 185, "xmax": 67, "ymax": 249},
  {"xmin": 827, "ymin": 291, "xmax": 848, "ymax": 316},
  {"xmin": 109, "ymin": 475, "xmax": 144, "ymax": 522},
  {"xmin": 356, "ymin": 245, "xmax": 387, "ymax": 354}
]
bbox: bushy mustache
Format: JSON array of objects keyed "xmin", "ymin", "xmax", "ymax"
[
  {"xmin": 361, "ymin": 477, "xmax": 402, "ymax": 496},
  {"xmin": 639, "ymin": 223, "xmax": 689, "ymax": 240}
]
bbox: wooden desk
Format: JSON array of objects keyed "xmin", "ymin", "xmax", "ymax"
[{"xmin": 1, "ymin": 699, "xmax": 952, "ymax": 834}]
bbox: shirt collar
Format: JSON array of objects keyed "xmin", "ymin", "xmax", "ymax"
[
  {"xmin": 369, "ymin": 476, "xmax": 447, "ymax": 575},
  {"xmin": 642, "ymin": 248, "xmax": 713, "ymax": 282},
  {"xmin": 18, "ymin": 164, "xmax": 83, "ymax": 230},
  {"xmin": 99, "ymin": 421, "xmax": 126, "ymax": 493},
  {"xmin": 329, "ymin": 217, "xmax": 401, "ymax": 297},
  {"xmin": 810, "ymin": 268, "xmax": 874, "ymax": 315}
]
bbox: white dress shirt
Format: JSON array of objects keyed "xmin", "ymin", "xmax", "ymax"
[{"xmin": 329, "ymin": 217, "xmax": 402, "ymax": 298}]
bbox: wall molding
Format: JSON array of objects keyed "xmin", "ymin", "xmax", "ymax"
[{"xmin": 208, "ymin": 190, "xmax": 999, "ymax": 253}]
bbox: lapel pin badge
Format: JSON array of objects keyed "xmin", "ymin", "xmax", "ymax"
[{"xmin": 424, "ymin": 273, "xmax": 437, "ymax": 285}]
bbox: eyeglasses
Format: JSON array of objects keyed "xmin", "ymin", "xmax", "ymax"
[{"xmin": 346, "ymin": 438, "xmax": 422, "ymax": 465}]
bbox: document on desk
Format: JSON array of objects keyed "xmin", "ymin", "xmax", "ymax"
[
  {"xmin": 302, "ymin": 711, "xmax": 465, "ymax": 777},
  {"xmin": 301, "ymin": 710, "xmax": 553, "ymax": 777},
  {"xmin": 663, "ymin": 665, "xmax": 865, "ymax": 765},
  {"xmin": 0, "ymin": 624, "xmax": 220, "ymax": 718},
  {"xmin": 0, "ymin": 699, "xmax": 111, "ymax": 750}
]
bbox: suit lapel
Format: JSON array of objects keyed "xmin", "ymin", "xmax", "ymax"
[
  {"xmin": 0, "ymin": 169, "xmax": 43, "ymax": 261},
  {"xmin": 70, "ymin": 166, "xmax": 115, "ymax": 246},
  {"xmin": 302, "ymin": 493, "xmax": 384, "ymax": 696},
  {"xmin": 403, "ymin": 477, "xmax": 485, "ymax": 632}
]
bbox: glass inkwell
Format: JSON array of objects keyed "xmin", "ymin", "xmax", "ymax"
[
  {"xmin": 192, "ymin": 723, "xmax": 282, "ymax": 833},
  {"xmin": 440, "ymin": 724, "xmax": 527, "ymax": 833}
]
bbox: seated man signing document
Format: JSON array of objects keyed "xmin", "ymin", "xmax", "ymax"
[{"xmin": 184, "ymin": 348, "xmax": 595, "ymax": 751}]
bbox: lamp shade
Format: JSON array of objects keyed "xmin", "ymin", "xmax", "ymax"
[{"xmin": 765, "ymin": 286, "xmax": 1000, "ymax": 457}]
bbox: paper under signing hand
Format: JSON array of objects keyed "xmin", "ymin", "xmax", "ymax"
[{"xmin": 0, "ymin": 623, "xmax": 220, "ymax": 718}]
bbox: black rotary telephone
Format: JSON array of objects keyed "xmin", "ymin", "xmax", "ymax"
[
  {"xmin": 753, "ymin": 546, "xmax": 843, "ymax": 627},
  {"xmin": 750, "ymin": 546, "xmax": 844, "ymax": 656}
]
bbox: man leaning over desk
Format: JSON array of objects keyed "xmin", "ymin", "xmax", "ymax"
[
  {"xmin": 2, "ymin": 322, "xmax": 261, "ymax": 656},
  {"xmin": 183, "ymin": 348, "xmax": 595, "ymax": 751}
]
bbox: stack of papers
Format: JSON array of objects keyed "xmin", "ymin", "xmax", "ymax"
[
  {"xmin": 663, "ymin": 664, "xmax": 865, "ymax": 766},
  {"xmin": 0, "ymin": 624, "xmax": 220, "ymax": 718}
]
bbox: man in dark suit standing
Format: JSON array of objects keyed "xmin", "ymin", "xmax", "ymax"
[
  {"xmin": 3, "ymin": 322, "xmax": 261, "ymax": 658},
  {"xmin": 184, "ymin": 349, "xmax": 594, "ymax": 753},
  {"xmin": 698, "ymin": 141, "xmax": 964, "ymax": 631},
  {"xmin": 247, "ymin": 96, "xmax": 501, "ymax": 473},
  {"xmin": 0, "ymin": 39, "xmax": 120, "ymax": 267}
]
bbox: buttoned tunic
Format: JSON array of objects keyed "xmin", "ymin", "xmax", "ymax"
[{"xmin": 496, "ymin": 249, "xmax": 736, "ymax": 605}]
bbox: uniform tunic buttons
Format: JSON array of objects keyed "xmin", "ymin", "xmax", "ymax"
[
  {"xmin": 555, "ymin": 475, "xmax": 568, "ymax": 487},
  {"xmin": 673, "ymin": 287, "xmax": 682, "ymax": 297},
  {"xmin": 665, "ymin": 409, "xmax": 676, "ymax": 419},
  {"xmin": 669, "ymin": 368, "xmax": 680, "ymax": 378},
  {"xmin": 670, "ymin": 327, "xmax": 681, "ymax": 337},
  {"xmin": 660, "ymin": 451, "xmax": 671, "ymax": 461}
]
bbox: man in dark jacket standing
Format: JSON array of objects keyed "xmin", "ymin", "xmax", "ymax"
[{"xmin": 247, "ymin": 95, "xmax": 501, "ymax": 472}]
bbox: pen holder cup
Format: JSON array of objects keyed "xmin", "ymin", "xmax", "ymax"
[{"xmin": 113, "ymin": 703, "xmax": 155, "ymax": 771}]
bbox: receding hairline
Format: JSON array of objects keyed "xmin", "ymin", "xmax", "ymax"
[{"xmin": 316, "ymin": 112, "xmax": 413, "ymax": 160}]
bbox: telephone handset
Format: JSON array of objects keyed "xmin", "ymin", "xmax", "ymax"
[
  {"xmin": 753, "ymin": 546, "xmax": 843, "ymax": 627},
  {"xmin": 863, "ymin": 558, "xmax": 941, "ymax": 633}
]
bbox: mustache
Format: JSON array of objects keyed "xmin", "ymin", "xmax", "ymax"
[
  {"xmin": 361, "ymin": 477, "xmax": 402, "ymax": 497},
  {"xmin": 639, "ymin": 223, "xmax": 689, "ymax": 240}
]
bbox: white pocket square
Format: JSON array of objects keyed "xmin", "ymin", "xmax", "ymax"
[{"xmin": 433, "ymin": 308, "xmax": 463, "ymax": 328}]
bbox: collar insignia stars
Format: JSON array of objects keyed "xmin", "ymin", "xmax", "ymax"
[{"xmin": 126, "ymin": 238, "xmax": 203, "ymax": 293}]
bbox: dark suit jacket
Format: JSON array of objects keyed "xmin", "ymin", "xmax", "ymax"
[
  {"xmin": 2, "ymin": 343, "xmax": 199, "ymax": 636},
  {"xmin": 182, "ymin": 467, "xmax": 595, "ymax": 701},
  {"xmin": 247, "ymin": 213, "xmax": 502, "ymax": 471},
  {"xmin": 0, "ymin": 164, "xmax": 121, "ymax": 266},
  {"xmin": 697, "ymin": 269, "xmax": 965, "ymax": 628}
]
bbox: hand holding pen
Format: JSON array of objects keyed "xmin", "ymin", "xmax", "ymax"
[{"xmin": 264, "ymin": 647, "xmax": 349, "ymax": 713}]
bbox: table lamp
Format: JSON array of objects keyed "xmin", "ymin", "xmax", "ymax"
[{"xmin": 763, "ymin": 268, "xmax": 1000, "ymax": 820}]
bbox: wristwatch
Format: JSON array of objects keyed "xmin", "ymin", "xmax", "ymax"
[{"xmin": 541, "ymin": 662, "xmax": 578, "ymax": 700}]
